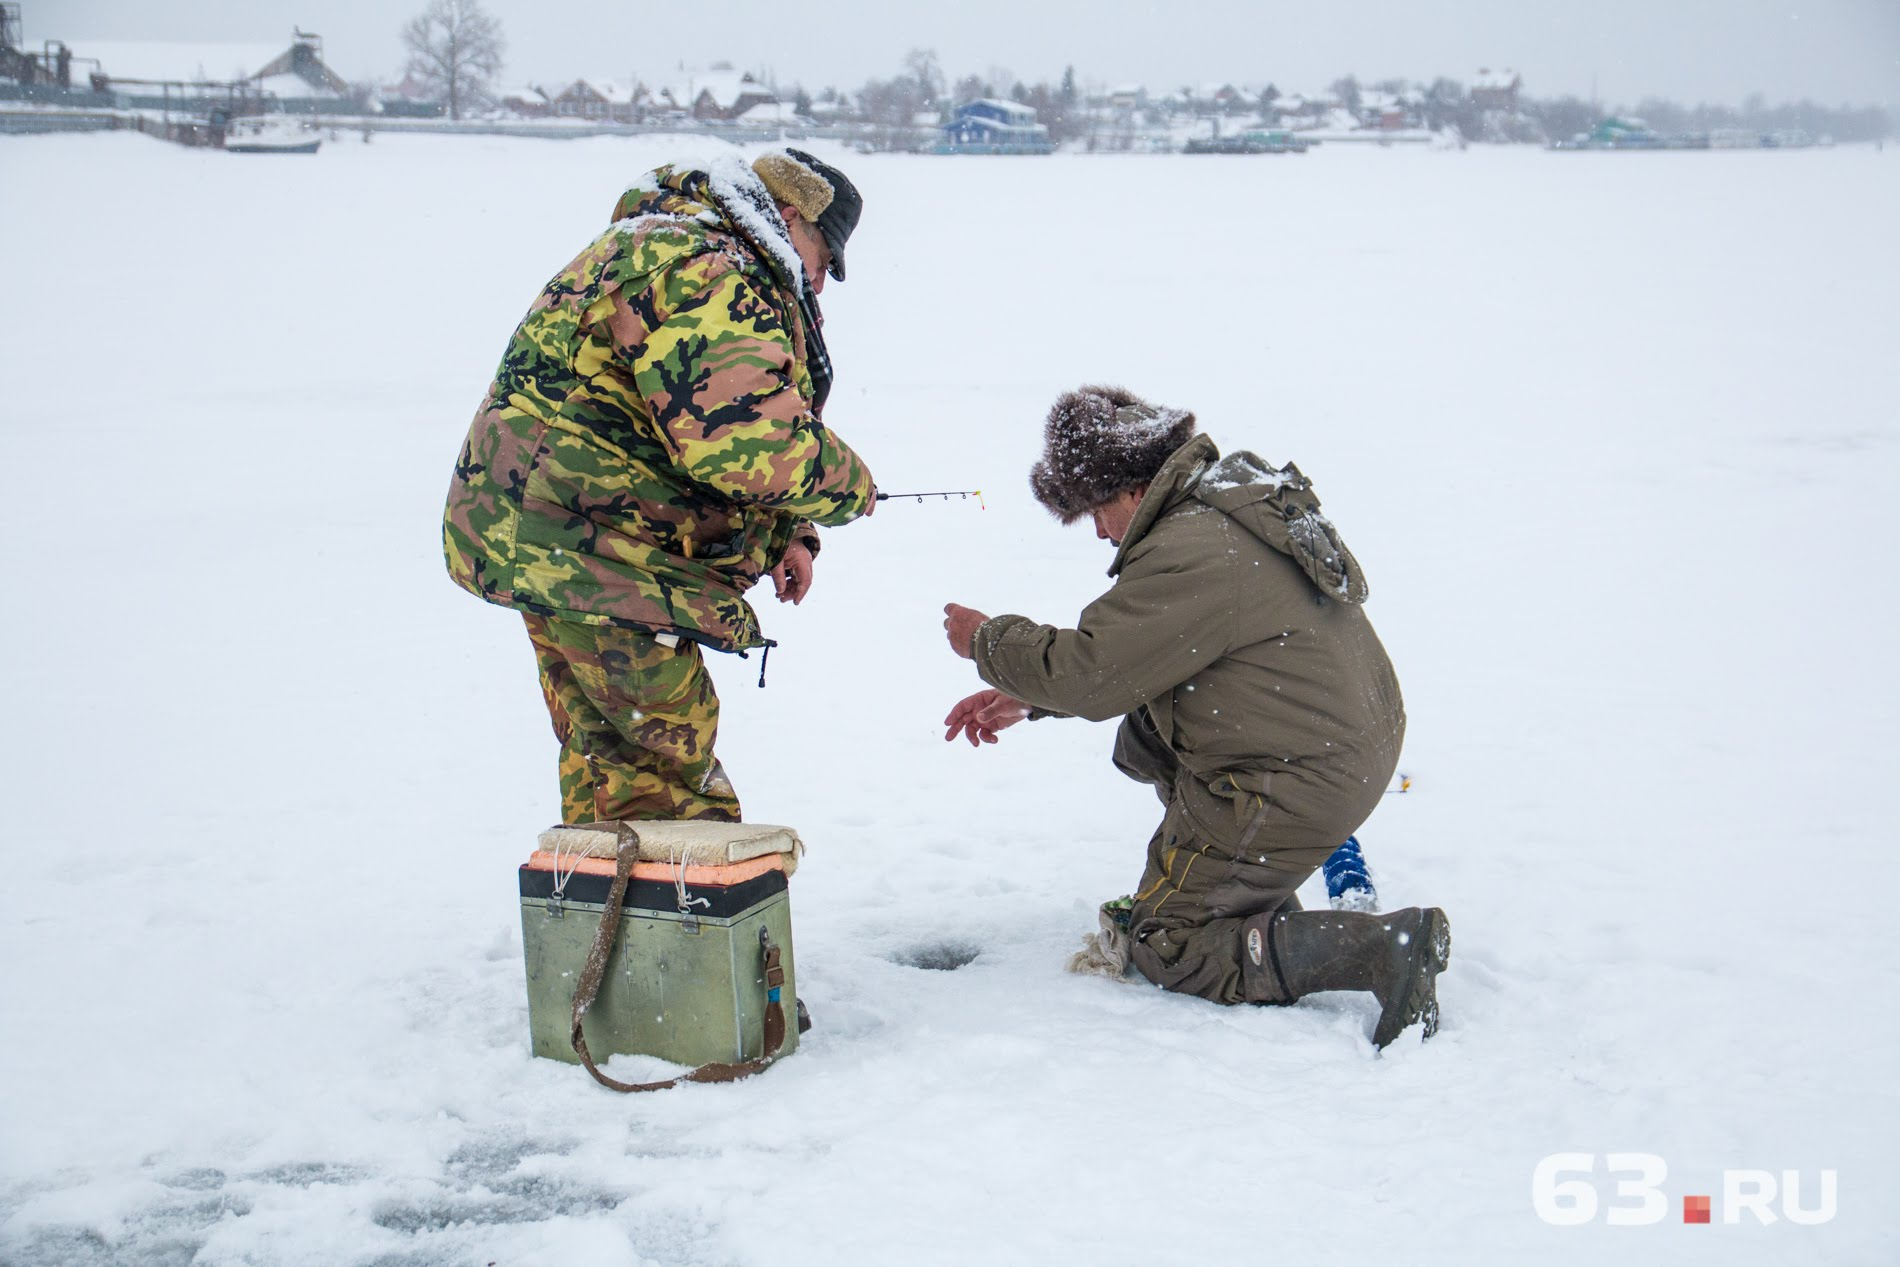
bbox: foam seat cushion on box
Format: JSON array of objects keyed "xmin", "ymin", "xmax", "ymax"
[{"xmin": 537, "ymin": 820, "xmax": 804, "ymax": 875}]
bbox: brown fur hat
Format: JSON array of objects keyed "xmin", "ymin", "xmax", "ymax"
[
  {"xmin": 1029, "ymin": 386, "xmax": 1199, "ymax": 523},
  {"xmin": 752, "ymin": 152, "xmax": 834, "ymax": 222}
]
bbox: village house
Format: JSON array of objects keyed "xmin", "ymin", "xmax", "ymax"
[
  {"xmin": 376, "ymin": 69, "xmax": 440, "ymax": 117},
  {"xmin": 551, "ymin": 77, "xmax": 641, "ymax": 121},
  {"xmin": 549, "ymin": 79, "xmax": 606, "ymax": 118},
  {"xmin": 1357, "ymin": 88, "xmax": 1420, "ymax": 130},
  {"xmin": 1191, "ymin": 82, "xmax": 1249, "ymax": 114},
  {"xmin": 1470, "ymin": 67, "xmax": 1522, "ymax": 111},
  {"xmin": 940, "ymin": 98, "xmax": 1052, "ymax": 153},
  {"xmin": 733, "ymin": 99, "xmax": 797, "ymax": 127},
  {"xmin": 1266, "ymin": 92, "xmax": 1329, "ymax": 125},
  {"xmin": 651, "ymin": 64, "xmax": 776, "ymax": 121},
  {"xmin": 498, "ymin": 83, "xmax": 549, "ymax": 118}
]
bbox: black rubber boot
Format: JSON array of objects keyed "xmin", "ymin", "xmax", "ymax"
[{"xmin": 1252, "ymin": 906, "xmax": 1451, "ymax": 1048}]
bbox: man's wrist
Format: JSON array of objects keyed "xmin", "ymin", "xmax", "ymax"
[{"xmin": 966, "ymin": 615, "xmax": 989, "ymax": 661}]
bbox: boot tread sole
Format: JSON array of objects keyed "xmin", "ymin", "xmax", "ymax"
[{"xmin": 1373, "ymin": 907, "xmax": 1451, "ymax": 1049}]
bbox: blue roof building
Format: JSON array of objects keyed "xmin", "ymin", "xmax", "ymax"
[{"xmin": 937, "ymin": 98, "xmax": 1053, "ymax": 154}]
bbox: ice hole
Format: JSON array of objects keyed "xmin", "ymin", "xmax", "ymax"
[{"xmin": 891, "ymin": 941, "xmax": 981, "ymax": 971}]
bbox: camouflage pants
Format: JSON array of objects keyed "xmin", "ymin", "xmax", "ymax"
[{"xmin": 523, "ymin": 614, "xmax": 741, "ymax": 824}]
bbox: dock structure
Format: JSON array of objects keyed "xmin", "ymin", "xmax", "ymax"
[{"xmin": 0, "ymin": 16, "xmax": 363, "ymax": 147}]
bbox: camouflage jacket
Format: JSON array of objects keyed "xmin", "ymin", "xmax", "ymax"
[{"xmin": 442, "ymin": 161, "xmax": 876, "ymax": 651}]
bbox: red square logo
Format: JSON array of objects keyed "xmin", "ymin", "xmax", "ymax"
[{"xmin": 1684, "ymin": 1195, "xmax": 1711, "ymax": 1224}]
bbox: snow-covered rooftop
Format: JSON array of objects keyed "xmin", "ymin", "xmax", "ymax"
[
  {"xmin": 255, "ymin": 71, "xmax": 342, "ymax": 99},
  {"xmin": 736, "ymin": 100, "xmax": 794, "ymax": 124},
  {"xmin": 966, "ymin": 98, "xmax": 1036, "ymax": 119},
  {"xmin": 585, "ymin": 78, "xmax": 640, "ymax": 105},
  {"xmin": 655, "ymin": 68, "xmax": 771, "ymax": 111}
]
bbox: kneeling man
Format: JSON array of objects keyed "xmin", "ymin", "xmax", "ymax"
[{"xmin": 942, "ymin": 386, "xmax": 1447, "ymax": 1047}]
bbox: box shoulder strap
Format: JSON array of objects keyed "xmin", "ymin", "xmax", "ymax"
[{"xmin": 568, "ymin": 823, "xmax": 788, "ymax": 1093}]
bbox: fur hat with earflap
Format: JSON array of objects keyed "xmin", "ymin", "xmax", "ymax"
[{"xmin": 1028, "ymin": 385, "xmax": 1199, "ymax": 524}]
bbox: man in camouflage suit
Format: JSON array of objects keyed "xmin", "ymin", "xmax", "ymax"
[{"xmin": 443, "ymin": 149, "xmax": 876, "ymax": 823}]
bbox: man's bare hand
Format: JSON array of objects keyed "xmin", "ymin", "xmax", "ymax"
[
  {"xmin": 943, "ymin": 603, "xmax": 989, "ymax": 659},
  {"xmin": 769, "ymin": 542, "xmax": 815, "ymax": 605},
  {"xmin": 943, "ymin": 689, "xmax": 1031, "ymax": 747}
]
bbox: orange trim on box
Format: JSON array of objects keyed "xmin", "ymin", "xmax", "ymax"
[{"xmin": 522, "ymin": 851, "xmax": 785, "ymax": 886}]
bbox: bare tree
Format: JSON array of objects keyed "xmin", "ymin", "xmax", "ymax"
[
  {"xmin": 1020, "ymin": 78, "xmax": 1083, "ymax": 143},
  {"xmin": 401, "ymin": 0, "xmax": 504, "ymax": 121},
  {"xmin": 1533, "ymin": 95, "xmax": 1598, "ymax": 143},
  {"xmin": 855, "ymin": 50, "xmax": 949, "ymax": 149},
  {"xmin": 952, "ymin": 74, "xmax": 992, "ymax": 107},
  {"xmin": 903, "ymin": 48, "xmax": 944, "ymax": 107},
  {"xmin": 1421, "ymin": 78, "xmax": 1468, "ymax": 133}
]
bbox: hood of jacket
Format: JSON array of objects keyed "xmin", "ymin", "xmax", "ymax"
[
  {"xmin": 610, "ymin": 159, "xmax": 805, "ymax": 294},
  {"xmin": 1111, "ymin": 436, "xmax": 1369, "ymax": 604},
  {"xmin": 610, "ymin": 159, "xmax": 834, "ymax": 412}
]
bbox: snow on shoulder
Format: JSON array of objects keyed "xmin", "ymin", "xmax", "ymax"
[
  {"xmin": 1197, "ymin": 449, "xmax": 1294, "ymax": 494},
  {"xmin": 704, "ymin": 153, "xmax": 808, "ymax": 295}
]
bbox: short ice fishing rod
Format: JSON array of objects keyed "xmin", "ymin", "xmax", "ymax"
[{"xmin": 876, "ymin": 489, "xmax": 985, "ymax": 508}]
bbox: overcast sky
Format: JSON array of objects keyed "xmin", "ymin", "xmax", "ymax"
[{"xmin": 35, "ymin": 0, "xmax": 1900, "ymax": 106}]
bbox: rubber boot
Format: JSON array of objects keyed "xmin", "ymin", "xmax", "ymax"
[{"xmin": 1246, "ymin": 906, "xmax": 1451, "ymax": 1048}]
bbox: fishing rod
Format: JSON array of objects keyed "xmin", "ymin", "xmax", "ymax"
[{"xmin": 876, "ymin": 489, "xmax": 985, "ymax": 508}]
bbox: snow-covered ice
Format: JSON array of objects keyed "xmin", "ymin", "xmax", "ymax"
[{"xmin": 1, "ymin": 131, "xmax": 1896, "ymax": 1266}]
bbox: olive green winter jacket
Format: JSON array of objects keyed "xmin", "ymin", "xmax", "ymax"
[{"xmin": 973, "ymin": 435, "xmax": 1404, "ymax": 834}]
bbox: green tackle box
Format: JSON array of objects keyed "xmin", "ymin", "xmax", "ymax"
[{"xmin": 519, "ymin": 823, "xmax": 802, "ymax": 1074}]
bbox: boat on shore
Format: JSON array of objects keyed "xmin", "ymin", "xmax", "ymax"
[
  {"xmin": 1552, "ymin": 117, "xmax": 1827, "ymax": 151},
  {"xmin": 224, "ymin": 115, "xmax": 321, "ymax": 154}
]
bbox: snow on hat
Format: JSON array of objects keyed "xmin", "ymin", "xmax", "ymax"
[
  {"xmin": 1029, "ymin": 386, "xmax": 1199, "ymax": 524},
  {"xmin": 752, "ymin": 148, "xmax": 861, "ymax": 281}
]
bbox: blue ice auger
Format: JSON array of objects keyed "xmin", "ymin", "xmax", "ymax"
[{"xmin": 1323, "ymin": 836, "xmax": 1379, "ymax": 912}]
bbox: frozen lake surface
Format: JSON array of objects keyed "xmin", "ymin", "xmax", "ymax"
[{"xmin": 1, "ymin": 131, "xmax": 1896, "ymax": 1266}]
